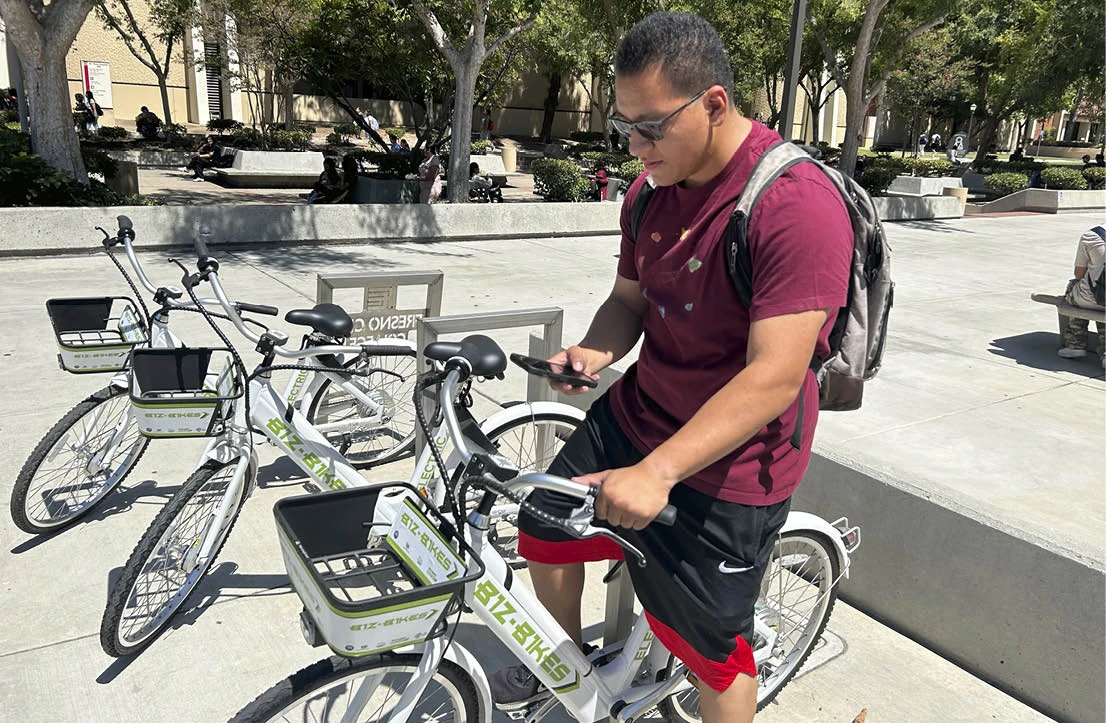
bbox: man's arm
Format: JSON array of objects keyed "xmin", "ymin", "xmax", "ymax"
[
  {"xmin": 1074, "ymin": 266, "xmax": 1088, "ymax": 280},
  {"xmin": 590, "ymin": 308, "xmax": 827, "ymax": 529}
]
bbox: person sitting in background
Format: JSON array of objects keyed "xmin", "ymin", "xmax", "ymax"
[
  {"xmin": 1057, "ymin": 226, "xmax": 1105, "ymax": 368},
  {"xmin": 469, "ymin": 161, "xmax": 503, "ymax": 202},
  {"xmin": 135, "ymin": 106, "xmax": 161, "ymax": 139},
  {"xmin": 1096, "ymin": 153, "xmax": 1105, "ymax": 167},
  {"xmin": 340, "ymin": 155, "xmax": 360, "ymax": 201},
  {"xmin": 1081, "ymin": 154, "xmax": 1093, "ymax": 170},
  {"xmin": 183, "ymin": 135, "xmax": 221, "ymax": 181},
  {"xmin": 307, "ymin": 157, "xmax": 344, "ymax": 203},
  {"xmin": 1009, "ymin": 147, "xmax": 1025, "ymax": 162},
  {"xmin": 389, "ymin": 134, "xmax": 403, "ymax": 153}
]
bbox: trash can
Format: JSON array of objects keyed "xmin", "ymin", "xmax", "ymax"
[{"xmin": 501, "ymin": 146, "xmax": 517, "ymax": 173}]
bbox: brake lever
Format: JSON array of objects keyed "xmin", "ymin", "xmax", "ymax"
[{"xmin": 565, "ymin": 492, "xmax": 648, "ymax": 567}]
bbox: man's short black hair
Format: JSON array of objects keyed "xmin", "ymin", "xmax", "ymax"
[{"xmin": 614, "ymin": 12, "xmax": 734, "ymax": 104}]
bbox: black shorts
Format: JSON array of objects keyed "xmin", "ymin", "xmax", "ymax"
[{"xmin": 517, "ymin": 394, "xmax": 790, "ymax": 691}]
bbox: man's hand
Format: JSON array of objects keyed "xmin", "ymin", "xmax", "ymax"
[
  {"xmin": 547, "ymin": 346, "xmax": 602, "ymax": 396},
  {"xmin": 578, "ymin": 462, "xmax": 675, "ymax": 530}
]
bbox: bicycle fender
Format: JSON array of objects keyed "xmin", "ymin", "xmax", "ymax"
[
  {"xmin": 482, "ymin": 401, "xmax": 586, "ymax": 427},
  {"xmin": 780, "ymin": 511, "xmax": 852, "ymax": 579}
]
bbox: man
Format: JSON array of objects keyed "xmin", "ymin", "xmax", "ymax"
[
  {"xmin": 1057, "ymin": 226, "xmax": 1105, "ymax": 368},
  {"xmin": 135, "ymin": 106, "xmax": 161, "ymax": 139},
  {"xmin": 489, "ymin": 11, "xmax": 853, "ymax": 723}
]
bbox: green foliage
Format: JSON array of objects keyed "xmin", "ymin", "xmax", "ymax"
[
  {"xmin": 857, "ymin": 165, "xmax": 900, "ymax": 197},
  {"xmin": 207, "ymin": 118, "xmax": 244, "ymax": 132},
  {"xmin": 0, "ymin": 125, "xmax": 31, "ymax": 159},
  {"xmin": 532, "ymin": 158, "xmax": 590, "ymax": 201},
  {"xmin": 326, "ymin": 132, "xmax": 351, "ymax": 146},
  {"xmin": 348, "ymin": 150, "xmax": 416, "ymax": 179},
  {"xmin": 1040, "ymin": 140, "xmax": 1097, "ymax": 148},
  {"xmin": 231, "ymin": 126, "xmax": 265, "ymax": 149},
  {"xmin": 96, "ymin": 126, "xmax": 129, "ymax": 141},
  {"xmin": 985, "ymin": 172, "xmax": 1030, "ymax": 195},
  {"xmin": 0, "ymin": 150, "xmax": 151, "ymax": 207},
  {"xmin": 270, "ymin": 129, "xmax": 312, "ymax": 151},
  {"xmin": 981, "ymin": 158, "xmax": 1047, "ymax": 174},
  {"xmin": 1039, "ymin": 166, "xmax": 1087, "ymax": 190},
  {"xmin": 902, "ymin": 157, "xmax": 956, "ymax": 177},
  {"xmin": 570, "ymin": 131, "xmax": 606, "ymax": 143},
  {"xmin": 383, "ymin": 127, "xmax": 406, "ymax": 140},
  {"xmin": 82, "ymin": 147, "xmax": 119, "ymax": 179},
  {"xmin": 614, "ymin": 158, "xmax": 645, "ymax": 182},
  {"xmin": 332, "ymin": 123, "xmax": 360, "ymax": 141},
  {"xmin": 470, "ymin": 139, "xmax": 493, "ymax": 155},
  {"xmin": 0, "ymin": 109, "xmax": 19, "ymax": 125},
  {"xmin": 294, "ymin": 123, "xmax": 317, "ymax": 135},
  {"xmin": 1084, "ymin": 167, "xmax": 1105, "ymax": 189},
  {"xmin": 580, "ymin": 151, "xmax": 632, "ymax": 170}
]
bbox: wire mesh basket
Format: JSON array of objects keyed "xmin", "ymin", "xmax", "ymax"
[
  {"xmin": 46, "ymin": 296, "xmax": 148, "ymax": 374},
  {"xmin": 275, "ymin": 483, "xmax": 484, "ymax": 658},
  {"xmin": 129, "ymin": 347, "xmax": 242, "ymax": 438}
]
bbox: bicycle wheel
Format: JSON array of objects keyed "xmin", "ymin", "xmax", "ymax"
[
  {"xmin": 230, "ymin": 654, "xmax": 478, "ymax": 723},
  {"xmin": 11, "ymin": 385, "xmax": 148, "ymax": 535},
  {"xmin": 305, "ymin": 347, "xmax": 417, "ymax": 468},
  {"xmin": 656, "ymin": 530, "xmax": 840, "ymax": 720},
  {"xmin": 479, "ymin": 405, "xmax": 583, "ymax": 567},
  {"xmin": 100, "ymin": 459, "xmax": 250, "ymax": 657}
]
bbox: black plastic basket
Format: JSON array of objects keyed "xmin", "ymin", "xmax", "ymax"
[
  {"xmin": 46, "ymin": 296, "xmax": 148, "ymax": 373},
  {"xmin": 129, "ymin": 347, "xmax": 242, "ymax": 438},
  {"xmin": 275, "ymin": 483, "xmax": 484, "ymax": 658}
]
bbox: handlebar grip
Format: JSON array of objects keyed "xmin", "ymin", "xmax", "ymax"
[
  {"xmin": 235, "ymin": 301, "xmax": 279, "ymax": 317},
  {"xmin": 194, "ymin": 227, "xmax": 219, "ymax": 272},
  {"xmin": 117, "ymin": 215, "xmax": 133, "ymax": 232},
  {"xmin": 654, "ymin": 505, "xmax": 677, "ymax": 526}
]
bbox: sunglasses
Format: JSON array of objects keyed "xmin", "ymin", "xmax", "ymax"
[{"xmin": 607, "ymin": 89, "xmax": 708, "ymax": 142}]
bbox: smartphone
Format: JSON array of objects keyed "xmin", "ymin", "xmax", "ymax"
[{"xmin": 509, "ymin": 353, "xmax": 598, "ymax": 388}]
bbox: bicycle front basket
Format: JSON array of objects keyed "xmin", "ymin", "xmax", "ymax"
[
  {"xmin": 274, "ymin": 483, "xmax": 483, "ymax": 658},
  {"xmin": 46, "ymin": 296, "xmax": 148, "ymax": 373},
  {"xmin": 129, "ymin": 347, "xmax": 242, "ymax": 438}
]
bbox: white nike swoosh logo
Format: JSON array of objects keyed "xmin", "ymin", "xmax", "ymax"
[{"xmin": 718, "ymin": 561, "xmax": 754, "ymax": 574}]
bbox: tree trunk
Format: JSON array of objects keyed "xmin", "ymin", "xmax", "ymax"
[
  {"xmin": 1064, "ymin": 88, "xmax": 1084, "ymax": 142},
  {"xmin": 970, "ymin": 115, "xmax": 1001, "ymax": 169},
  {"xmin": 447, "ymin": 58, "xmax": 480, "ymax": 203},
  {"xmin": 0, "ymin": 0, "xmax": 93, "ymax": 182},
  {"xmin": 156, "ymin": 70, "xmax": 173, "ymax": 125},
  {"xmin": 540, "ymin": 72, "xmax": 561, "ymax": 143},
  {"xmin": 838, "ymin": 73, "xmax": 868, "ymax": 178},
  {"xmin": 284, "ymin": 79, "xmax": 295, "ymax": 130}
]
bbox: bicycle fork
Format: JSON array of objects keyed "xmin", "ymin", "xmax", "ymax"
[{"xmin": 182, "ymin": 453, "xmax": 253, "ymax": 571}]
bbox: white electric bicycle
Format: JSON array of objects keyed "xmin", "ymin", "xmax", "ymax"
[
  {"xmin": 10, "ymin": 218, "xmax": 418, "ymax": 536},
  {"xmin": 98, "ymin": 237, "xmax": 584, "ymax": 657},
  {"xmin": 229, "ymin": 333, "xmax": 862, "ymax": 723}
]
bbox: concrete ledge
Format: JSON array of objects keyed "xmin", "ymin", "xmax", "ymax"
[
  {"xmin": 106, "ymin": 149, "xmax": 192, "ymax": 168},
  {"xmin": 230, "ymin": 149, "xmax": 324, "ymax": 173},
  {"xmin": 976, "ymin": 188, "xmax": 1106, "ymax": 214},
  {"xmin": 792, "ymin": 453, "xmax": 1104, "ymax": 723},
  {"xmin": 873, "ymin": 195, "xmax": 964, "ymax": 220},
  {"xmin": 213, "ymin": 169, "xmax": 319, "ymax": 188},
  {"xmin": 888, "ymin": 175, "xmax": 963, "ymax": 196},
  {"xmin": 0, "ymin": 202, "xmax": 625, "ymax": 256}
]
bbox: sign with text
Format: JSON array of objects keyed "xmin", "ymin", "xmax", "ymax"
[
  {"xmin": 316, "ymin": 271, "xmax": 444, "ymax": 344},
  {"xmin": 81, "ymin": 61, "xmax": 113, "ymax": 108}
]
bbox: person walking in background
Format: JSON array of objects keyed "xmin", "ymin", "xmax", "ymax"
[
  {"xmin": 85, "ymin": 91, "xmax": 103, "ymax": 133},
  {"xmin": 74, "ymin": 93, "xmax": 94, "ymax": 135}
]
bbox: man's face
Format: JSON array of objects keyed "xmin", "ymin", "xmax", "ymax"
[{"xmin": 614, "ymin": 66, "xmax": 715, "ymax": 187}]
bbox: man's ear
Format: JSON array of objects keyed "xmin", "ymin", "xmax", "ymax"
[{"xmin": 706, "ymin": 87, "xmax": 729, "ymax": 125}]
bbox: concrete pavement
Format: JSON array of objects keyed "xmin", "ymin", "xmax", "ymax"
[{"xmin": 1, "ymin": 212, "xmax": 1101, "ymax": 721}]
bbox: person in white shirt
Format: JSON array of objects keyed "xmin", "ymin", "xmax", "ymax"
[{"xmin": 1058, "ymin": 226, "xmax": 1105, "ymax": 367}]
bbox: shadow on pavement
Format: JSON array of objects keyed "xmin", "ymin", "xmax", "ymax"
[{"xmin": 989, "ymin": 331, "xmax": 1104, "ymax": 377}]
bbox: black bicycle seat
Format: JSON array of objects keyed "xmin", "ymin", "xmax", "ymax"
[{"xmin": 284, "ymin": 303, "xmax": 354, "ymax": 338}]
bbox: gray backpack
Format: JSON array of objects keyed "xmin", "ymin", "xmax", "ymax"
[{"xmin": 630, "ymin": 140, "xmax": 893, "ymax": 414}]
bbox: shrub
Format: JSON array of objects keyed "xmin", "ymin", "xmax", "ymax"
[
  {"xmin": 0, "ymin": 125, "xmax": 30, "ymax": 159},
  {"xmin": 295, "ymin": 123, "xmax": 316, "ymax": 135},
  {"xmin": 0, "ymin": 151, "xmax": 152, "ymax": 207},
  {"xmin": 614, "ymin": 158, "xmax": 645, "ymax": 182},
  {"xmin": 580, "ymin": 151, "xmax": 632, "ymax": 170},
  {"xmin": 0, "ymin": 109, "xmax": 17, "ymax": 125},
  {"xmin": 1084, "ymin": 167, "xmax": 1105, "ymax": 189},
  {"xmin": 470, "ymin": 139, "xmax": 493, "ymax": 155},
  {"xmin": 97, "ymin": 126, "xmax": 129, "ymax": 141},
  {"xmin": 331, "ymin": 123, "xmax": 360, "ymax": 142},
  {"xmin": 570, "ymin": 131, "xmax": 607, "ymax": 143},
  {"xmin": 326, "ymin": 131, "xmax": 356, "ymax": 146},
  {"xmin": 532, "ymin": 158, "xmax": 590, "ymax": 201},
  {"xmin": 207, "ymin": 118, "xmax": 243, "ymax": 132},
  {"xmin": 903, "ymin": 157, "xmax": 955, "ymax": 177},
  {"xmin": 82, "ymin": 147, "xmax": 119, "ymax": 179},
  {"xmin": 383, "ymin": 126, "xmax": 405, "ymax": 141},
  {"xmin": 270, "ymin": 129, "xmax": 312, "ymax": 151},
  {"xmin": 348, "ymin": 149, "xmax": 415, "ymax": 178},
  {"xmin": 230, "ymin": 126, "xmax": 264, "ymax": 149},
  {"xmin": 985, "ymin": 172, "xmax": 1029, "ymax": 195},
  {"xmin": 1039, "ymin": 166, "xmax": 1088, "ymax": 190},
  {"xmin": 983, "ymin": 159, "xmax": 1047, "ymax": 174},
  {"xmin": 857, "ymin": 164, "xmax": 899, "ymax": 196}
]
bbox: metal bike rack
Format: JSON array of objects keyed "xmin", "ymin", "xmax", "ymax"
[{"xmin": 316, "ymin": 270, "xmax": 444, "ymax": 343}]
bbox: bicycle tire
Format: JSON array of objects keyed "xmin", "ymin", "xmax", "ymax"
[
  {"xmin": 11, "ymin": 385, "xmax": 148, "ymax": 535},
  {"xmin": 477, "ymin": 405, "xmax": 583, "ymax": 568},
  {"xmin": 304, "ymin": 346, "xmax": 417, "ymax": 468},
  {"xmin": 656, "ymin": 530, "xmax": 840, "ymax": 720},
  {"xmin": 100, "ymin": 459, "xmax": 250, "ymax": 657},
  {"xmin": 229, "ymin": 653, "xmax": 479, "ymax": 723}
]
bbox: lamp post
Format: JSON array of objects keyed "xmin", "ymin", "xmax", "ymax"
[
  {"xmin": 778, "ymin": 0, "xmax": 808, "ymax": 142},
  {"xmin": 967, "ymin": 102, "xmax": 978, "ymax": 153}
]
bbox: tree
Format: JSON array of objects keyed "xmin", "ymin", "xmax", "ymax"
[
  {"xmin": 798, "ymin": 30, "xmax": 839, "ymax": 144},
  {"xmin": 949, "ymin": 0, "xmax": 1105, "ymax": 168},
  {"xmin": 407, "ymin": 0, "xmax": 538, "ymax": 202},
  {"xmin": 883, "ymin": 29, "xmax": 971, "ymax": 153},
  {"xmin": 94, "ymin": 0, "xmax": 195, "ymax": 125},
  {"xmin": 807, "ymin": 0, "xmax": 953, "ymax": 176},
  {"xmin": 0, "ymin": 0, "xmax": 93, "ymax": 181}
]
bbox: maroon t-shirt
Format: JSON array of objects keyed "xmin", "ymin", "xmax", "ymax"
[{"xmin": 608, "ymin": 122, "xmax": 853, "ymax": 505}]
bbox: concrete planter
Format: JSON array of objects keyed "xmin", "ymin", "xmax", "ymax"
[
  {"xmin": 970, "ymin": 188, "xmax": 1106, "ymax": 214},
  {"xmin": 106, "ymin": 149, "xmax": 192, "ymax": 168},
  {"xmin": 105, "ymin": 161, "xmax": 139, "ymax": 196},
  {"xmin": 872, "ymin": 195, "xmax": 964, "ymax": 221},
  {"xmin": 888, "ymin": 175, "xmax": 963, "ymax": 196}
]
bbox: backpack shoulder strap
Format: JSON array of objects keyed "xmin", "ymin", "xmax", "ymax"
[
  {"xmin": 725, "ymin": 141, "xmax": 820, "ymax": 307},
  {"xmin": 1091, "ymin": 226, "xmax": 1105, "ymax": 240},
  {"xmin": 629, "ymin": 179, "xmax": 656, "ymax": 242}
]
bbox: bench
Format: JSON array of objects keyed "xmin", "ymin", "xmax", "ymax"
[
  {"xmin": 1031, "ymin": 293, "xmax": 1105, "ymax": 353},
  {"xmin": 214, "ymin": 150, "xmax": 325, "ymax": 188}
]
